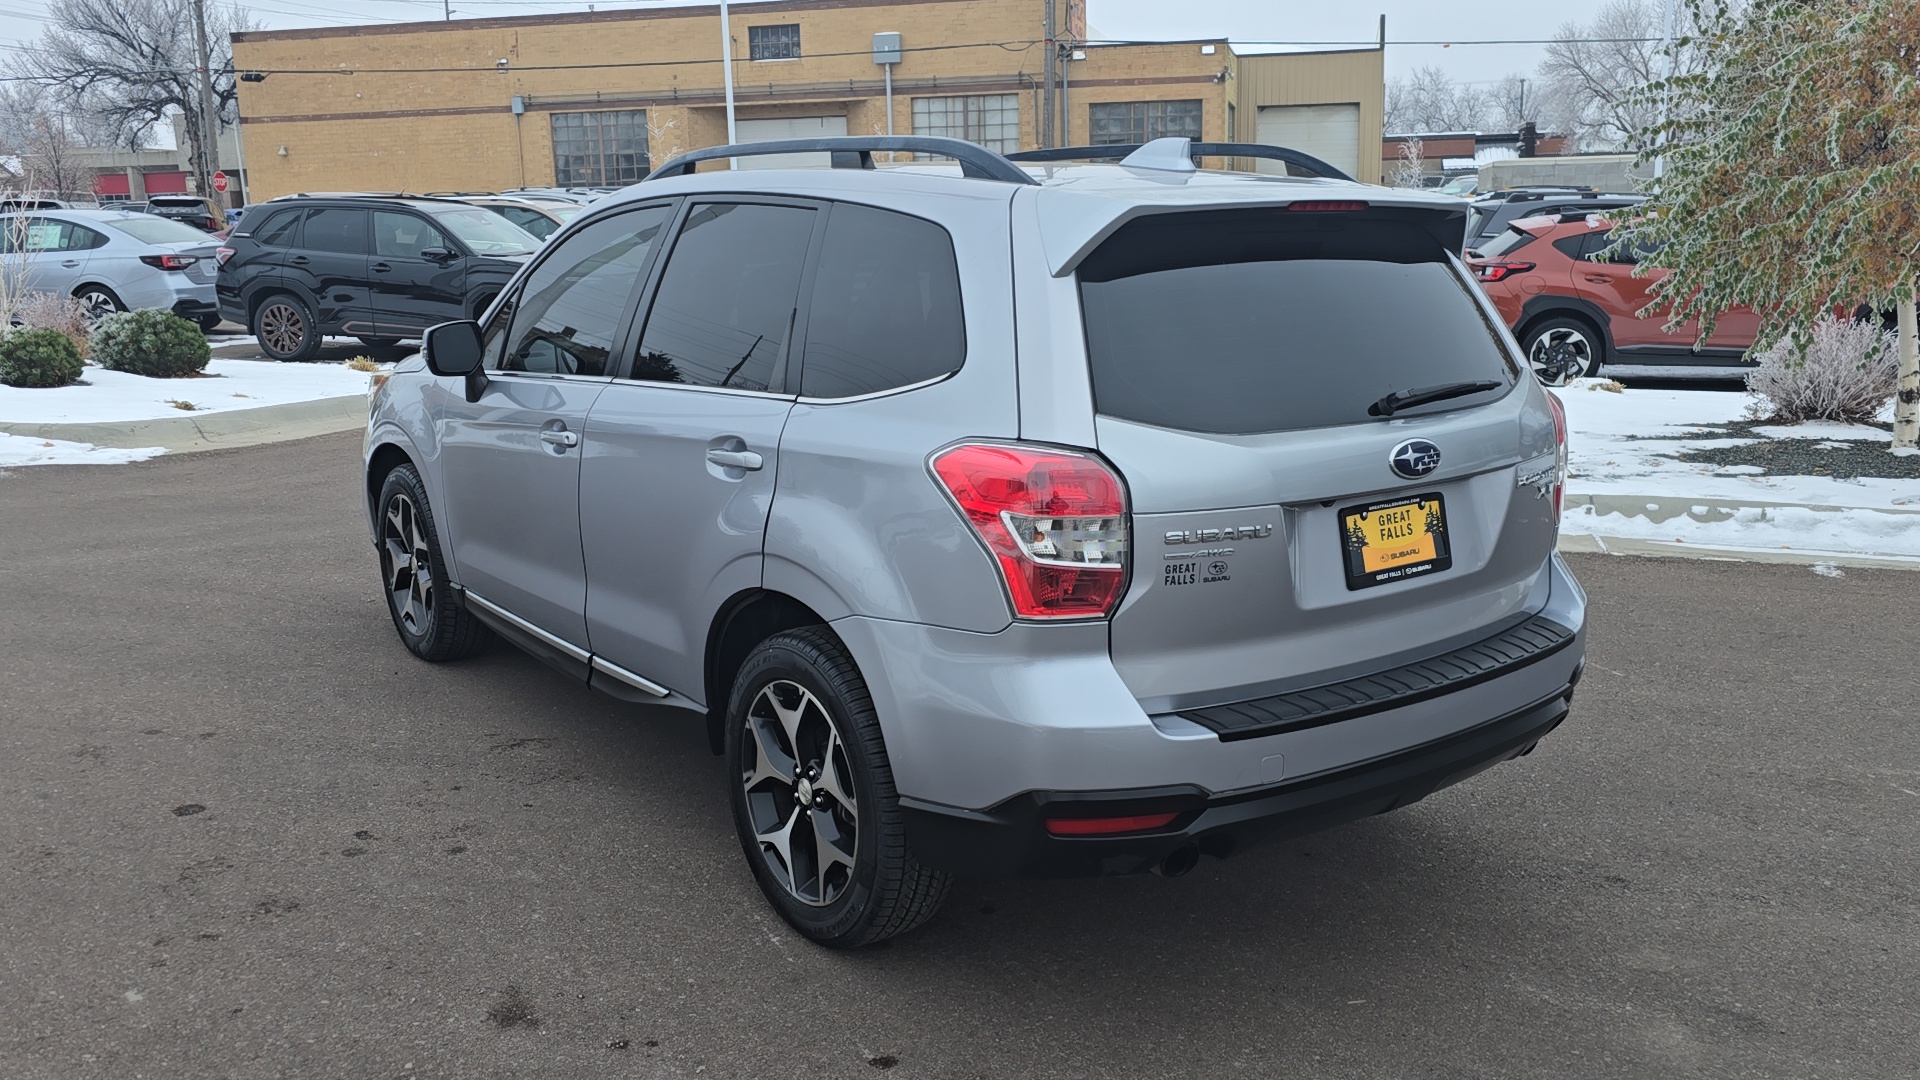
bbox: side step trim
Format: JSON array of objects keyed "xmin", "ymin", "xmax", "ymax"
[
  {"xmin": 1177, "ymin": 616, "xmax": 1577, "ymax": 742},
  {"xmin": 462, "ymin": 588, "xmax": 671, "ymax": 699}
]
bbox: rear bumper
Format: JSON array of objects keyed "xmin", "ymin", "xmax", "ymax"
[{"xmin": 903, "ymin": 679, "xmax": 1577, "ymax": 877}]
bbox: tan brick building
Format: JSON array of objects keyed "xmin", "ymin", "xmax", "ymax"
[{"xmin": 231, "ymin": 0, "xmax": 1384, "ymax": 200}]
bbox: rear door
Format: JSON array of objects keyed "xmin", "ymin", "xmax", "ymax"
[
  {"xmin": 1070, "ymin": 205, "xmax": 1557, "ymax": 710},
  {"xmin": 292, "ymin": 207, "xmax": 374, "ymax": 336},
  {"xmin": 9, "ymin": 216, "xmax": 93, "ymax": 294},
  {"xmin": 1571, "ymin": 230, "xmax": 1675, "ymax": 350},
  {"xmin": 579, "ymin": 199, "xmax": 815, "ymax": 700}
]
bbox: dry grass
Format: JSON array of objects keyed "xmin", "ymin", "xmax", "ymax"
[
  {"xmin": 344, "ymin": 356, "xmax": 382, "ymax": 373},
  {"xmin": 166, "ymin": 399, "xmax": 200, "ymax": 411},
  {"xmin": 1587, "ymin": 379, "xmax": 1627, "ymax": 393}
]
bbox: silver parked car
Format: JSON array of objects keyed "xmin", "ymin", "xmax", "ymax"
[
  {"xmin": 363, "ymin": 136, "xmax": 1587, "ymax": 948},
  {"xmin": 0, "ymin": 208, "xmax": 224, "ymax": 328}
]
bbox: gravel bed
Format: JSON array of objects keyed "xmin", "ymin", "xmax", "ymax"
[{"xmin": 1665, "ymin": 422, "xmax": 1920, "ymax": 480}]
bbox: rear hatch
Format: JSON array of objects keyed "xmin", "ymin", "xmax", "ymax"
[{"xmin": 1077, "ymin": 204, "xmax": 1560, "ymax": 712}]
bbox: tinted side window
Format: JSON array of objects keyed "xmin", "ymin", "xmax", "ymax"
[
  {"xmin": 303, "ymin": 208, "xmax": 368, "ymax": 254},
  {"xmin": 500, "ymin": 206, "xmax": 557, "ymax": 239},
  {"xmin": 634, "ymin": 203, "xmax": 815, "ymax": 391},
  {"xmin": 499, "ymin": 205, "xmax": 673, "ymax": 377},
  {"xmin": 1551, "ymin": 235, "xmax": 1588, "ymax": 260},
  {"xmin": 799, "ymin": 204, "xmax": 964, "ymax": 398},
  {"xmin": 74, "ymin": 225, "xmax": 109, "ymax": 250},
  {"xmin": 373, "ymin": 211, "xmax": 451, "ymax": 259},
  {"xmin": 252, "ymin": 210, "xmax": 301, "ymax": 247}
]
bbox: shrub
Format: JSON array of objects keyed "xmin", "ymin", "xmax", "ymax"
[
  {"xmin": 0, "ymin": 327, "xmax": 86, "ymax": 388},
  {"xmin": 1746, "ymin": 315, "xmax": 1899, "ymax": 424},
  {"xmin": 11, "ymin": 291, "xmax": 92, "ymax": 358},
  {"xmin": 89, "ymin": 309, "xmax": 212, "ymax": 378}
]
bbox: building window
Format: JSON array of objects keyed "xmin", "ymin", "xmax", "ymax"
[
  {"xmin": 749, "ymin": 24, "xmax": 801, "ymax": 61},
  {"xmin": 551, "ymin": 110, "xmax": 650, "ymax": 187},
  {"xmin": 910, "ymin": 94, "xmax": 1020, "ymax": 154},
  {"xmin": 1089, "ymin": 100, "xmax": 1203, "ymax": 145}
]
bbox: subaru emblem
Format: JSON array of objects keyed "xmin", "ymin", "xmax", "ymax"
[{"xmin": 1389, "ymin": 439, "xmax": 1441, "ymax": 480}]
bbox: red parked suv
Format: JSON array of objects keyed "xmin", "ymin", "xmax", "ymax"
[{"xmin": 1468, "ymin": 213, "xmax": 1759, "ymax": 386}]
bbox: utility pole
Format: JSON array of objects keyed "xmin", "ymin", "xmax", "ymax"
[
  {"xmin": 443, "ymin": 0, "xmax": 452, "ymax": 20},
  {"xmin": 1041, "ymin": 0, "xmax": 1056, "ymax": 148},
  {"xmin": 720, "ymin": 0, "xmax": 738, "ymax": 165},
  {"xmin": 190, "ymin": 0, "xmax": 221, "ymax": 203},
  {"xmin": 1654, "ymin": 0, "xmax": 1676, "ymax": 180}
]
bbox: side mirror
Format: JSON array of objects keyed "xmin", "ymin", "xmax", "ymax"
[
  {"xmin": 423, "ymin": 319, "xmax": 483, "ymax": 376},
  {"xmin": 420, "ymin": 246, "xmax": 455, "ymax": 264}
]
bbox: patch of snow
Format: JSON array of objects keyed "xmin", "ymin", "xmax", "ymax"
[
  {"xmin": 0, "ymin": 433, "xmax": 165, "ymax": 467},
  {"xmin": 1809, "ymin": 562, "xmax": 1845, "ymax": 578},
  {"xmin": 0, "ymin": 359, "xmax": 370, "ymax": 425},
  {"xmin": 1560, "ymin": 502, "xmax": 1920, "ymax": 558}
]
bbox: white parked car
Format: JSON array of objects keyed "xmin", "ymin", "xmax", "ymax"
[{"xmin": 0, "ymin": 208, "xmax": 224, "ymax": 329}]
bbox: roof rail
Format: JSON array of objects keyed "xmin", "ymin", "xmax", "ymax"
[
  {"xmin": 1005, "ymin": 141, "xmax": 1355, "ymax": 182},
  {"xmin": 645, "ymin": 136, "xmax": 1038, "ymax": 185}
]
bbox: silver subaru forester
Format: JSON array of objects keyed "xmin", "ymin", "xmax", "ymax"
[{"xmin": 363, "ymin": 136, "xmax": 1586, "ymax": 948}]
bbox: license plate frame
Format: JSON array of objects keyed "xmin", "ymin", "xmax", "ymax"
[{"xmin": 1339, "ymin": 492, "xmax": 1452, "ymax": 590}]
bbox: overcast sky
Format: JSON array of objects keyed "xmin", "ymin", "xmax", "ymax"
[{"xmin": 1, "ymin": 0, "xmax": 1621, "ymax": 82}]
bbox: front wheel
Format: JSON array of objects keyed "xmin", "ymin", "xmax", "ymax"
[
  {"xmin": 727, "ymin": 628, "xmax": 950, "ymax": 948},
  {"xmin": 375, "ymin": 464, "xmax": 491, "ymax": 661},
  {"xmin": 1523, "ymin": 317, "xmax": 1602, "ymax": 387},
  {"xmin": 253, "ymin": 294, "xmax": 321, "ymax": 362}
]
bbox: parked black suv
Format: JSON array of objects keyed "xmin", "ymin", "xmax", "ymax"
[
  {"xmin": 1463, "ymin": 191, "xmax": 1644, "ymax": 254},
  {"xmin": 215, "ymin": 195, "xmax": 538, "ymax": 360}
]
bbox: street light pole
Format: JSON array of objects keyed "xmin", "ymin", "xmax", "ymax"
[{"xmin": 719, "ymin": 0, "xmax": 738, "ymax": 166}]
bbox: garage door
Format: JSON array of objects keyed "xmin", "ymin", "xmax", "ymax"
[
  {"xmin": 732, "ymin": 116, "xmax": 849, "ymax": 169},
  {"xmin": 1254, "ymin": 103, "xmax": 1361, "ymax": 179}
]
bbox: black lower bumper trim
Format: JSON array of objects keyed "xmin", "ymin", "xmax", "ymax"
[{"xmin": 901, "ymin": 687, "xmax": 1574, "ymax": 878}]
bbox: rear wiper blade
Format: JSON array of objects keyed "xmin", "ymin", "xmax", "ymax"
[{"xmin": 1368, "ymin": 380, "xmax": 1502, "ymax": 418}]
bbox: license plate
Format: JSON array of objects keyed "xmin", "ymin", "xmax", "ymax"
[{"xmin": 1339, "ymin": 492, "xmax": 1452, "ymax": 590}]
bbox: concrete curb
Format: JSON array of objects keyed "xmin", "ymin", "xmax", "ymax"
[
  {"xmin": 1564, "ymin": 492, "xmax": 1920, "ymax": 522},
  {"xmin": 0, "ymin": 395, "xmax": 366, "ymax": 452},
  {"xmin": 1558, "ymin": 531, "xmax": 1920, "ymax": 571}
]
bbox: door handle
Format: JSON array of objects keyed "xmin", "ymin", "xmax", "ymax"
[
  {"xmin": 706, "ymin": 448, "xmax": 764, "ymax": 471},
  {"xmin": 1582, "ymin": 275, "xmax": 1612, "ymax": 284},
  {"xmin": 539, "ymin": 430, "xmax": 579, "ymax": 448},
  {"xmin": 371, "ymin": 261, "xmax": 393, "ymax": 273},
  {"xmin": 60, "ymin": 259, "xmax": 81, "ymax": 268},
  {"xmin": 288, "ymin": 254, "xmax": 310, "ymax": 266}
]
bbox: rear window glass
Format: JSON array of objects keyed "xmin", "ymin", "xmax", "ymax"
[
  {"xmin": 105, "ymin": 216, "xmax": 216, "ymax": 245},
  {"xmin": 1079, "ymin": 208, "xmax": 1517, "ymax": 436},
  {"xmin": 1475, "ymin": 227, "xmax": 1536, "ymax": 258},
  {"xmin": 251, "ymin": 211, "xmax": 301, "ymax": 246}
]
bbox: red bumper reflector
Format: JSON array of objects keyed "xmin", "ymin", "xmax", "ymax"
[{"xmin": 1044, "ymin": 812, "xmax": 1180, "ymax": 837}]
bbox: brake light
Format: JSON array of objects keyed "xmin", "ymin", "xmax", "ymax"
[
  {"xmin": 1546, "ymin": 390, "xmax": 1568, "ymax": 519},
  {"xmin": 1287, "ymin": 200, "xmax": 1368, "ymax": 212},
  {"xmin": 215, "ymin": 247, "xmax": 236, "ymax": 266},
  {"xmin": 1474, "ymin": 261, "xmax": 1535, "ymax": 283},
  {"xmin": 1045, "ymin": 813, "xmax": 1178, "ymax": 837},
  {"xmin": 139, "ymin": 253, "xmax": 199, "ymax": 271},
  {"xmin": 930, "ymin": 443, "xmax": 1130, "ymax": 620}
]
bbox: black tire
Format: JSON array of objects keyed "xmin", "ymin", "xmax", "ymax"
[
  {"xmin": 73, "ymin": 285, "xmax": 124, "ymax": 325},
  {"xmin": 252, "ymin": 293, "xmax": 321, "ymax": 362},
  {"xmin": 1521, "ymin": 315, "xmax": 1603, "ymax": 387},
  {"xmin": 195, "ymin": 314, "xmax": 225, "ymax": 333},
  {"xmin": 374, "ymin": 463, "xmax": 491, "ymax": 662},
  {"xmin": 357, "ymin": 336, "xmax": 403, "ymax": 349},
  {"xmin": 726, "ymin": 627, "xmax": 951, "ymax": 948}
]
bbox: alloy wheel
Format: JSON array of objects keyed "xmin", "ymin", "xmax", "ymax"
[
  {"xmin": 380, "ymin": 493, "xmax": 435, "ymax": 637},
  {"xmin": 739, "ymin": 680, "xmax": 860, "ymax": 907},
  {"xmin": 259, "ymin": 302, "xmax": 307, "ymax": 356},
  {"xmin": 77, "ymin": 290, "xmax": 119, "ymax": 325},
  {"xmin": 1528, "ymin": 327, "xmax": 1593, "ymax": 387}
]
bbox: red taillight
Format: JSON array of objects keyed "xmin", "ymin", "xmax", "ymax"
[
  {"xmin": 1546, "ymin": 390, "xmax": 1568, "ymax": 519},
  {"xmin": 1474, "ymin": 261, "xmax": 1535, "ymax": 283},
  {"xmin": 215, "ymin": 247, "xmax": 236, "ymax": 266},
  {"xmin": 139, "ymin": 253, "xmax": 199, "ymax": 271},
  {"xmin": 930, "ymin": 442, "xmax": 1130, "ymax": 620},
  {"xmin": 1287, "ymin": 200, "xmax": 1368, "ymax": 212},
  {"xmin": 1045, "ymin": 813, "xmax": 1179, "ymax": 837}
]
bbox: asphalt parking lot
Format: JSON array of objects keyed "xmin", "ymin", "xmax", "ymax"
[{"xmin": 1, "ymin": 433, "xmax": 1914, "ymax": 1079}]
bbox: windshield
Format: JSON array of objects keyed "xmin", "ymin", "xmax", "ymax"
[
  {"xmin": 1079, "ymin": 208, "xmax": 1517, "ymax": 435},
  {"xmin": 105, "ymin": 216, "xmax": 218, "ymax": 245},
  {"xmin": 1439, "ymin": 177, "xmax": 1476, "ymax": 196},
  {"xmin": 547, "ymin": 204, "xmax": 584, "ymax": 220},
  {"xmin": 431, "ymin": 207, "xmax": 538, "ymax": 254}
]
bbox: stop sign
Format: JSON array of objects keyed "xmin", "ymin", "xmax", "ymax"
[{"xmin": 211, "ymin": 171, "xmax": 229, "ymax": 193}]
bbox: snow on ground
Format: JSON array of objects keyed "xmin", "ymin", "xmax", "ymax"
[
  {"xmin": 0, "ymin": 358, "xmax": 372, "ymax": 425},
  {"xmin": 1557, "ymin": 379, "xmax": 1920, "ymax": 557},
  {"xmin": 1559, "ymin": 380, "xmax": 1910, "ymax": 509},
  {"xmin": 0, "ymin": 433, "xmax": 164, "ymax": 468}
]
